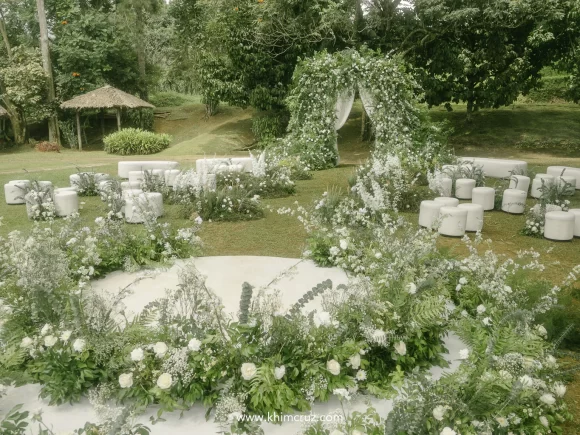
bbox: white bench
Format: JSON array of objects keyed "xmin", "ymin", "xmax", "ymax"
[
  {"xmin": 458, "ymin": 157, "xmax": 527, "ymax": 179},
  {"xmin": 196, "ymin": 157, "xmax": 253, "ymax": 174},
  {"xmin": 118, "ymin": 161, "xmax": 179, "ymax": 178},
  {"xmin": 547, "ymin": 166, "xmax": 580, "ymax": 190}
]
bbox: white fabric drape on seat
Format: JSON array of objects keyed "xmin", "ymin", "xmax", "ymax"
[{"xmin": 334, "ymin": 90, "xmax": 355, "ymax": 130}]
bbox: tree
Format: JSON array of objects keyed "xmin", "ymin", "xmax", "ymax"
[
  {"xmin": 404, "ymin": 0, "xmax": 564, "ymax": 119},
  {"xmin": 36, "ymin": 0, "xmax": 60, "ymax": 144}
]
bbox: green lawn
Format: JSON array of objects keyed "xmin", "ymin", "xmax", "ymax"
[{"xmin": 1, "ymin": 100, "xmax": 580, "ymax": 432}]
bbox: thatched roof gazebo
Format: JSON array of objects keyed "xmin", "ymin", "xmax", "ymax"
[{"xmin": 60, "ymin": 85, "xmax": 155, "ymax": 150}]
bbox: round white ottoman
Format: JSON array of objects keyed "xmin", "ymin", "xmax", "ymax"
[
  {"xmin": 128, "ymin": 171, "xmax": 145, "ymax": 184},
  {"xmin": 438, "ymin": 206, "xmax": 468, "ymax": 237},
  {"xmin": 125, "ymin": 197, "xmax": 144, "ymax": 224},
  {"xmin": 69, "ymin": 174, "xmax": 81, "ymax": 188},
  {"xmin": 569, "ymin": 209, "xmax": 580, "ymax": 237},
  {"xmin": 97, "ymin": 180, "xmax": 110, "ymax": 192},
  {"xmin": 94, "ymin": 173, "xmax": 110, "ymax": 183},
  {"xmin": 121, "ymin": 181, "xmax": 141, "ymax": 190},
  {"xmin": 38, "ymin": 181, "xmax": 53, "ymax": 192},
  {"xmin": 555, "ymin": 175, "xmax": 577, "ymax": 195},
  {"xmin": 501, "ymin": 189, "xmax": 527, "ymax": 214},
  {"xmin": 509, "ymin": 175, "xmax": 530, "ymax": 193},
  {"xmin": 54, "ymin": 191, "xmax": 79, "ymax": 217},
  {"xmin": 531, "ymin": 174, "xmax": 554, "ymax": 199},
  {"xmin": 439, "ymin": 178, "xmax": 452, "ymax": 197},
  {"xmin": 419, "ymin": 200, "xmax": 443, "ymax": 230},
  {"xmin": 544, "ymin": 211, "xmax": 575, "ymax": 241},
  {"xmin": 455, "ymin": 178, "xmax": 476, "ymax": 200},
  {"xmin": 434, "ymin": 197, "xmax": 459, "ymax": 207},
  {"xmin": 54, "ymin": 187, "xmax": 77, "ymax": 194},
  {"xmin": 4, "ymin": 180, "xmax": 31, "ymax": 204},
  {"xmin": 472, "ymin": 187, "xmax": 495, "ymax": 211},
  {"xmin": 458, "ymin": 203, "xmax": 484, "ymax": 232},
  {"xmin": 140, "ymin": 192, "xmax": 163, "ymax": 217},
  {"xmin": 165, "ymin": 169, "xmax": 181, "ymax": 187},
  {"xmin": 123, "ymin": 189, "xmax": 144, "ymax": 200}
]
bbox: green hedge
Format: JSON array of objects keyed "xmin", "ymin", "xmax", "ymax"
[{"xmin": 103, "ymin": 128, "xmax": 172, "ymax": 155}]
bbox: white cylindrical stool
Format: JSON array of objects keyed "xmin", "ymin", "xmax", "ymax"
[
  {"xmin": 438, "ymin": 206, "xmax": 468, "ymax": 237},
  {"xmin": 165, "ymin": 169, "xmax": 181, "ymax": 187},
  {"xmin": 121, "ymin": 181, "xmax": 141, "ymax": 190},
  {"xmin": 128, "ymin": 171, "xmax": 145, "ymax": 184},
  {"xmin": 509, "ymin": 175, "xmax": 530, "ymax": 193},
  {"xmin": 455, "ymin": 179, "xmax": 476, "ymax": 199},
  {"xmin": 501, "ymin": 189, "xmax": 527, "ymax": 214},
  {"xmin": 544, "ymin": 211, "xmax": 575, "ymax": 241},
  {"xmin": 472, "ymin": 187, "xmax": 495, "ymax": 211},
  {"xmin": 54, "ymin": 187, "xmax": 77, "ymax": 194},
  {"xmin": 434, "ymin": 197, "xmax": 459, "ymax": 207},
  {"xmin": 555, "ymin": 175, "xmax": 577, "ymax": 195},
  {"xmin": 125, "ymin": 197, "xmax": 144, "ymax": 224},
  {"xmin": 4, "ymin": 180, "xmax": 30, "ymax": 204},
  {"xmin": 123, "ymin": 189, "xmax": 143, "ymax": 200},
  {"xmin": 419, "ymin": 200, "xmax": 443, "ymax": 230},
  {"xmin": 569, "ymin": 209, "xmax": 580, "ymax": 237},
  {"xmin": 139, "ymin": 192, "xmax": 163, "ymax": 217},
  {"xmin": 458, "ymin": 203, "xmax": 484, "ymax": 232},
  {"xmin": 531, "ymin": 174, "xmax": 554, "ymax": 199},
  {"xmin": 54, "ymin": 191, "xmax": 79, "ymax": 217}
]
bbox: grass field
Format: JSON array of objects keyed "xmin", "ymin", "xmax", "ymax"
[{"xmin": 1, "ymin": 99, "xmax": 580, "ymax": 432}]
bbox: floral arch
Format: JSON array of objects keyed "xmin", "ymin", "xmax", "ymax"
[{"xmin": 274, "ymin": 49, "xmax": 423, "ymax": 170}]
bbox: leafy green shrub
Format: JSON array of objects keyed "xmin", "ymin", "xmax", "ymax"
[
  {"xmin": 103, "ymin": 128, "xmax": 171, "ymax": 155},
  {"xmin": 149, "ymin": 92, "xmax": 188, "ymax": 107}
]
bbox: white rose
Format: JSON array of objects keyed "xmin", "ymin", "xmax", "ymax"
[
  {"xmin": 40, "ymin": 324, "xmax": 52, "ymax": 336},
  {"xmin": 440, "ymin": 428, "xmax": 456, "ymax": 435},
  {"xmin": 482, "ymin": 317, "xmax": 492, "ymax": 326},
  {"xmin": 20, "ymin": 337, "xmax": 33, "ymax": 348},
  {"xmin": 274, "ymin": 365, "xmax": 286, "ymax": 380},
  {"xmin": 241, "ymin": 363, "xmax": 257, "ymax": 380},
  {"xmin": 130, "ymin": 348, "xmax": 144, "ymax": 362},
  {"xmin": 458, "ymin": 349, "xmax": 469, "ymax": 360},
  {"xmin": 495, "ymin": 416, "xmax": 508, "ymax": 427},
  {"xmin": 156, "ymin": 373, "xmax": 172, "ymax": 390},
  {"xmin": 539, "ymin": 393, "xmax": 556, "ymax": 405},
  {"xmin": 519, "ymin": 375, "xmax": 533, "ymax": 388},
  {"xmin": 153, "ymin": 342, "xmax": 168, "ymax": 358},
  {"xmin": 553, "ymin": 382, "xmax": 566, "ymax": 397},
  {"xmin": 476, "ymin": 304, "xmax": 486, "ymax": 314},
  {"xmin": 72, "ymin": 338, "xmax": 86, "ymax": 352},
  {"xmin": 60, "ymin": 331, "xmax": 72, "ymax": 342},
  {"xmin": 407, "ymin": 283, "xmax": 417, "ymax": 294},
  {"xmin": 119, "ymin": 373, "xmax": 133, "ymax": 389},
  {"xmin": 349, "ymin": 353, "xmax": 361, "ymax": 369},
  {"xmin": 394, "ymin": 341, "xmax": 407, "ymax": 356},
  {"xmin": 188, "ymin": 338, "xmax": 202, "ymax": 352},
  {"xmin": 459, "ymin": 277, "xmax": 467, "ymax": 285},
  {"xmin": 433, "ymin": 405, "xmax": 447, "ymax": 421},
  {"xmin": 327, "ymin": 359, "xmax": 341, "ymax": 376},
  {"xmin": 536, "ymin": 325, "xmax": 548, "ymax": 337},
  {"xmin": 44, "ymin": 335, "xmax": 57, "ymax": 347},
  {"xmin": 539, "ymin": 416, "xmax": 549, "ymax": 428},
  {"xmin": 355, "ymin": 369, "xmax": 367, "ymax": 381},
  {"xmin": 339, "ymin": 239, "xmax": 348, "ymax": 250}
]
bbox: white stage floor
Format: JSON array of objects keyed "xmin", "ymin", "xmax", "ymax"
[{"xmin": 0, "ymin": 257, "xmax": 463, "ymax": 434}]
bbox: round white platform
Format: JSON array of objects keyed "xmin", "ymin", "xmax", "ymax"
[{"xmin": 0, "ymin": 256, "xmax": 463, "ymax": 434}]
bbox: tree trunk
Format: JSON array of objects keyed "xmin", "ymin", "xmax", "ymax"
[
  {"xmin": 9, "ymin": 111, "xmax": 27, "ymax": 144},
  {"xmin": 466, "ymin": 98, "xmax": 474, "ymax": 123},
  {"xmin": 135, "ymin": 6, "xmax": 148, "ymax": 101},
  {"xmin": 36, "ymin": 0, "xmax": 60, "ymax": 145},
  {"xmin": 76, "ymin": 111, "xmax": 82, "ymax": 151}
]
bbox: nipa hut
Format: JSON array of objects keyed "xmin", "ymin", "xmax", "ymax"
[{"xmin": 60, "ymin": 85, "xmax": 154, "ymax": 150}]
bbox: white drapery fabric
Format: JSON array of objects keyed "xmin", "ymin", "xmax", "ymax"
[
  {"xmin": 358, "ymin": 86, "xmax": 376, "ymax": 120},
  {"xmin": 334, "ymin": 90, "xmax": 355, "ymax": 130}
]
